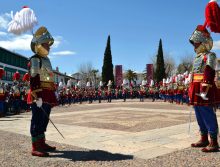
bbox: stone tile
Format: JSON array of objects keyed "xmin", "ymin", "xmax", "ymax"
[{"xmin": 134, "ymin": 146, "xmax": 176, "ymax": 159}]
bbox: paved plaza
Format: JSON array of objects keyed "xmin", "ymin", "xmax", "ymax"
[{"xmin": 0, "ymin": 99, "xmax": 220, "ymax": 167}]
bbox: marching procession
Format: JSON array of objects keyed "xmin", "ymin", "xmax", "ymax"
[{"xmin": 0, "ymin": 71, "xmax": 193, "ymax": 118}]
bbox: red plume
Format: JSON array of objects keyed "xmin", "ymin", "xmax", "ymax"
[
  {"xmin": 27, "ymin": 61, "xmax": 31, "ymax": 69},
  {"xmin": 0, "ymin": 68, "xmax": 5, "ymax": 79},
  {"xmin": 204, "ymin": 1, "xmax": 220, "ymax": 33},
  {"xmin": 13, "ymin": 71, "xmax": 20, "ymax": 81},
  {"xmin": 22, "ymin": 72, "xmax": 30, "ymax": 82}
]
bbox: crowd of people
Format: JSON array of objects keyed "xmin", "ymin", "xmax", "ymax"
[
  {"xmin": 57, "ymin": 80, "xmax": 190, "ymax": 106},
  {"xmin": 0, "ymin": 73, "xmax": 192, "ymax": 118}
]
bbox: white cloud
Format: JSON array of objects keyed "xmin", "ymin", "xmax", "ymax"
[
  {"xmin": 0, "ymin": 12, "xmax": 63, "ymax": 52},
  {"xmin": 0, "ymin": 13, "xmax": 11, "ymax": 29},
  {"xmin": 0, "ymin": 34, "xmax": 32, "ymax": 51},
  {"xmin": 51, "ymin": 50, "xmax": 76, "ymax": 56},
  {"xmin": 0, "ymin": 33, "xmax": 62, "ymax": 52},
  {"xmin": 48, "ymin": 55, "xmax": 55, "ymax": 59},
  {"xmin": 52, "ymin": 36, "xmax": 62, "ymax": 48},
  {"xmin": 0, "ymin": 31, "xmax": 7, "ymax": 36},
  {"xmin": 213, "ymin": 40, "xmax": 220, "ymax": 50}
]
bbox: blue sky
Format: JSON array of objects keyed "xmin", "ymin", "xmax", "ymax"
[{"xmin": 0, "ymin": 0, "xmax": 220, "ymax": 75}]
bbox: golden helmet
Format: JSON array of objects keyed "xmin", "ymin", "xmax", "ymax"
[{"xmin": 31, "ymin": 26, "xmax": 54, "ymax": 57}]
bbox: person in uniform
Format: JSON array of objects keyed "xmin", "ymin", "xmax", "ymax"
[
  {"xmin": 27, "ymin": 27, "xmax": 57, "ymax": 157},
  {"xmin": 189, "ymin": 25, "xmax": 219, "ymax": 152},
  {"xmin": 0, "ymin": 68, "xmax": 5, "ymax": 117},
  {"xmin": 139, "ymin": 85, "xmax": 144, "ymax": 102},
  {"xmin": 12, "ymin": 73, "xmax": 21, "ymax": 115},
  {"xmin": 0, "ymin": 82, "xmax": 6, "ymax": 117}
]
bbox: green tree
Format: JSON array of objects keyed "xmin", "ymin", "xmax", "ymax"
[
  {"xmin": 102, "ymin": 35, "xmax": 114, "ymax": 85},
  {"xmin": 125, "ymin": 69, "xmax": 137, "ymax": 84},
  {"xmin": 155, "ymin": 39, "xmax": 166, "ymax": 82}
]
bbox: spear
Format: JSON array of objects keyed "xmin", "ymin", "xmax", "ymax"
[{"xmin": 40, "ymin": 106, "xmax": 65, "ymax": 139}]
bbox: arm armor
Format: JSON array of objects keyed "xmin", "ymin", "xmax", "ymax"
[
  {"xmin": 203, "ymin": 53, "xmax": 216, "ymax": 84},
  {"xmin": 206, "ymin": 52, "xmax": 216, "ymax": 70},
  {"xmin": 30, "ymin": 56, "xmax": 42, "ymax": 98},
  {"xmin": 30, "ymin": 57, "xmax": 41, "ymax": 77}
]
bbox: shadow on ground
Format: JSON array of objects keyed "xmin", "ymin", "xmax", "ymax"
[{"xmin": 50, "ymin": 150, "xmax": 134, "ymax": 161}]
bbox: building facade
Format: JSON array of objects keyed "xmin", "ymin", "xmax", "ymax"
[
  {"xmin": 53, "ymin": 67, "xmax": 76, "ymax": 86},
  {"xmin": 0, "ymin": 47, "xmax": 74, "ymax": 85},
  {"xmin": 115, "ymin": 65, "xmax": 123, "ymax": 87},
  {"xmin": 0, "ymin": 47, "xmax": 28, "ymax": 83}
]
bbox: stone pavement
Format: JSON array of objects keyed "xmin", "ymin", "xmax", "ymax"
[{"xmin": 0, "ymin": 100, "xmax": 219, "ymax": 161}]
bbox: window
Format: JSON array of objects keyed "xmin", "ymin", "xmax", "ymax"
[
  {"xmin": 6, "ymin": 71, "xmax": 12, "ymax": 81},
  {"xmin": 2, "ymin": 54, "xmax": 6, "ymax": 63}
]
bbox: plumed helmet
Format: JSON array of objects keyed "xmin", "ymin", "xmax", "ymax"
[
  {"xmin": 122, "ymin": 79, "xmax": 127, "ymax": 85},
  {"xmin": 22, "ymin": 72, "xmax": 30, "ymax": 82},
  {"xmin": 162, "ymin": 78, "xmax": 166, "ymax": 84},
  {"xmin": 59, "ymin": 81, "xmax": 63, "ymax": 88},
  {"xmin": 150, "ymin": 80, "xmax": 154, "ymax": 87},
  {"xmin": 141, "ymin": 80, "xmax": 147, "ymax": 86},
  {"xmin": 13, "ymin": 71, "xmax": 20, "ymax": 81},
  {"xmin": 67, "ymin": 79, "xmax": 72, "ymax": 88},
  {"xmin": 189, "ymin": 25, "xmax": 213, "ymax": 53},
  {"xmin": 31, "ymin": 26, "xmax": 54, "ymax": 56},
  {"xmin": 107, "ymin": 80, "xmax": 112, "ymax": 86},
  {"xmin": 99, "ymin": 81, "xmax": 103, "ymax": 87},
  {"xmin": 86, "ymin": 82, "xmax": 90, "ymax": 87},
  {"xmin": 77, "ymin": 81, "xmax": 81, "ymax": 87}
]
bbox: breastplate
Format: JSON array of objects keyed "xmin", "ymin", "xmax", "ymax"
[
  {"xmin": 192, "ymin": 54, "xmax": 206, "ymax": 73},
  {"xmin": 39, "ymin": 57, "xmax": 54, "ymax": 82}
]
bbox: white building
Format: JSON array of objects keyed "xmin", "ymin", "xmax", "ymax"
[{"xmin": 53, "ymin": 67, "xmax": 76, "ymax": 85}]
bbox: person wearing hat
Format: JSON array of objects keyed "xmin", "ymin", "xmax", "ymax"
[
  {"xmin": 189, "ymin": 25, "xmax": 219, "ymax": 152},
  {"xmin": 28, "ymin": 27, "xmax": 57, "ymax": 157}
]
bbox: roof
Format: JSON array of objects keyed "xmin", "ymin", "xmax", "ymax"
[
  {"xmin": 53, "ymin": 70, "xmax": 75, "ymax": 79},
  {"xmin": 0, "ymin": 47, "xmax": 29, "ymax": 60}
]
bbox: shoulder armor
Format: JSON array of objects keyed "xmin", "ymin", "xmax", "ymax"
[
  {"xmin": 30, "ymin": 55, "xmax": 41, "ymax": 77},
  {"xmin": 206, "ymin": 52, "xmax": 216, "ymax": 70}
]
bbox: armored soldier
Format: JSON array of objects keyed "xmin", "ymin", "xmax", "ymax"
[
  {"xmin": 139, "ymin": 85, "xmax": 144, "ymax": 102},
  {"xmin": 189, "ymin": 25, "xmax": 219, "ymax": 152},
  {"xmin": 176, "ymin": 75, "xmax": 184, "ymax": 105},
  {"xmin": 107, "ymin": 80, "xmax": 112, "ymax": 103},
  {"xmin": 27, "ymin": 27, "xmax": 57, "ymax": 157},
  {"xmin": 149, "ymin": 80, "xmax": 155, "ymax": 102},
  {"xmin": 12, "ymin": 81, "xmax": 21, "ymax": 115},
  {"xmin": 0, "ymin": 82, "xmax": 6, "ymax": 117}
]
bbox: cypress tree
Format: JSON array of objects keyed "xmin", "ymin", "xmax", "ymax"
[
  {"xmin": 155, "ymin": 39, "xmax": 166, "ymax": 83},
  {"xmin": 102, "ymin": 35, "xmax": 114, "ymax": 85}
]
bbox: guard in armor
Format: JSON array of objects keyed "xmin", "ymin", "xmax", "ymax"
[
  {"xmin": 189, "ymin": 25, "xmax": 219, "ymax": 152},
  {"xmin": 122, "ymin": 87, "xmax": 127, "ymax": 102},
  {"xmin": 12, "ymin": 72, "xmax": 21, "ymax": 115},
  {"xmin": 0, "ymin": 82, "xmax": 6, "ymax": 117},
  {"xmin": 27, "ymin": 27, "xmax": 57, "ymax": 157},
  {"xmin": 107, "ymin": 80, "xmax": 112, "ymax": 103},
  {"xmin": 0, "ymin": 68, "xmax": 5, "ymax": 117},
  {"xmin": 98, "ymin": 88, "xmax": 102, "ymax": 103},
  {"xmin": 176, "ymin": 75, "xmax": 184, "ymax": 105},
  {"xmin": 149, "ymin": 80, "xmax": 155, "ymax": 102},
  {"xmin": 139, "ymin": 85, "xmax": 144, "ymax": 102}
]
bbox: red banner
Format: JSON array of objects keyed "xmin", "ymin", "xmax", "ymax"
[
  {"xmin": 146, "ymin": 64, "xmax": 153, "ymax": 84},
  {"xmin": 115, "ymin": 65, "xmax": 123, "ymax": 87}
]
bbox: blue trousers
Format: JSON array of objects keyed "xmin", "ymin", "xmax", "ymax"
[
  {"xmin": 194, "ymin": 106, "xmax": 218, "ymax": 137},
  {"xmin": 0, "ymin": 101, "xmax": 4, "ymax": 114},
  {"xmin": 30, "ymin": 103, "xmax": 51, "ymax": 137}
]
